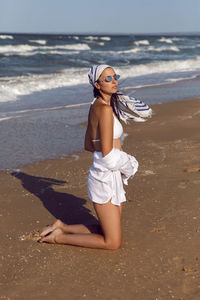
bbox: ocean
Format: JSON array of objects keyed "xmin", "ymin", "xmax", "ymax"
[{"xmin": 0, "ymin": 33, "xmax": 200, "ymax": 170}]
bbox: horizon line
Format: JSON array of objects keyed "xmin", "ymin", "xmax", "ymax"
[{"xmin": 0, "ymin": 30, "xmax": 200, "ymax": 36}]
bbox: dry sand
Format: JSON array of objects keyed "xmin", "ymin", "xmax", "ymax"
[{"xmin": 0, "ymin": 98, "xmax": 200, "ymax": 300}]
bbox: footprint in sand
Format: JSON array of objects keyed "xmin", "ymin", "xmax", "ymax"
[
  {"xmin": 20, "ymin": 230, "xmax": 41, "ymax": 242},
  {"xmin": 178, "ymin": 181, "xmax": 188, "ymax": 189},
  {"xmin": 182, "ymin": 266, "xmax": 198, "ymax": 275},
  {"xmin": 142, "ymin": 170, "xmax": 156, "ymax": 176},
  {"xmin": 151, "ymin": 226, "xmax": 166, "ymax": 233},
  {"xmin": 172, "ymin": 257, "xmax": 198, "ymax": 276},
  {"xmin": 172, "ymin": 256, "xmax": 185, "ymax": 270},
  {"xmin": 184, "ymin": 167, "xmax": 200, "ymax": 173}
]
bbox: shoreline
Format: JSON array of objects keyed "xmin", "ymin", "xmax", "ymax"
[
  {"xmin": 1, "ymin": 97, "xmax": 200, "ymax": 299},
  {"xmin": 0, "ymin": 97, "xmax": 198, "ymax": 172}
]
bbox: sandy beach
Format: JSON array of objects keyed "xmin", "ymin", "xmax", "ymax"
[{"xmin": 0, "ymin": 97, "xmax": 200, "ymax": 300}]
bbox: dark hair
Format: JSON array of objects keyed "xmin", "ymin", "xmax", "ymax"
[
  {"xmin": 93, "ymin": 87, "xmax": 120, "ymax": 120},
  {"xmin": 111, "ymin": 93, "xmax": 120, "ymax": 120},
  {"xmin": 93, "ymin": 86, "xmax": 101, "ymax": 98}
]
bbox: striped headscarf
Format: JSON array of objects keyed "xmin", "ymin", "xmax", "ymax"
[
  {"xmin": 88, "ymin": 64, "xmax": 111, "ymax": 86},
  {"xmin": 88, "ymin": 65, "xmax": 152, "ymax": 122},
  {"xmin": 114, "ymin": 91, "xmax": 152, "ymax": 123}
]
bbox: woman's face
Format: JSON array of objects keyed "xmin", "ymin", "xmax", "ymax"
[{"xmin": 95, "ymin": 67, "xmax": 118, "ymax": 95}]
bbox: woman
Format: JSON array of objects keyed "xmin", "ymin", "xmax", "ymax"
[{"xmin": 39, "ymin": 65, "xmax": 150, "ymax": 249}]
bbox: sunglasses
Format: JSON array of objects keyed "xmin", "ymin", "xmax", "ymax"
[{"xmin": 99, "ymin": 74, "xmax": 120, "ymax": 83}]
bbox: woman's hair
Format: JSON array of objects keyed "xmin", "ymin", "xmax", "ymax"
[
  {"xmin": 111, "ymin": 93, "xmax": 120, "ymax": 120},
  {"xmin": 93, "ymin": 86, "xmax": 101, "ymax": 98},
  {"xmin": 93, "ymin": 87, "xmax": 120, "ymax": 120}
]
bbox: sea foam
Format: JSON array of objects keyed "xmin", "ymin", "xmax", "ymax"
[
  {"xmin": 29, "ymin": 39, "xmax": 47, "ymax": 45},
  {"xmin": 134, "ymin": 40, "xmax": 150, "ymax": 46},
  {"xmin": 1, "ymin": 56, "xmax": 200, "ymax": 103},
  {"xmin": 148, "ymin": 45, "xmax": 180, "ymax": 52},
  {"xmin": 0, "ymin": 43, "xmax": 90, "ymax": 56},
  {"xmin": 0, "ymin": 34, "xmax": 13, "ymax": 39},
  {"xmin": 158, "ymin": 37, "xmax": 173, "ymax": 44},
  {"xmin": 119, "ymin": 56, "xmax": 200, "ymax": 78},
  {"xmin": 0, "ymin": 69, "xmax": 89, "ymax": 102}
]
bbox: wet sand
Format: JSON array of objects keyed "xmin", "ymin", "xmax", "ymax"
[{"xmin": 0, "ymin": 98, "xmax": 200, "ymax": 299}]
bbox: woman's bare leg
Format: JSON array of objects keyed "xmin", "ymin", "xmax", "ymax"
[
  {"xmin": 40, "ymin": 220, "xmax": 101, "ymax": 237},
  {"xmin": 40, "ymin": 200, "xmax": 122, "ymax": 250},
  {"xmin": 40, "ymin": 203, "xmax": 123, "ymax": 237}
]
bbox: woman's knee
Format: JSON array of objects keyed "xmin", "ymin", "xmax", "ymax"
[{"xmin": 105, "ymin": 238, "xmax": 122, "ymax": 250}]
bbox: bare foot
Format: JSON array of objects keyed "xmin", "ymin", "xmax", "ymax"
[
  {"xmin": 40, "ymin": 219, "xmax": 64, "ymax": 237},
  {"xmin": 39, "ymin": 228, "xmax": 63, "ymax": 244}
]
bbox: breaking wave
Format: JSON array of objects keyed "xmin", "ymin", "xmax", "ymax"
[{"xmin": 1, "ymin": 56, "xmax": 200, "ymax": 102}]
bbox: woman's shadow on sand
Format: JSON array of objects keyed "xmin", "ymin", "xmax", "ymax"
[{"xmin": 11, "ymin": 171, "xmax": 98, "ymax": 227}]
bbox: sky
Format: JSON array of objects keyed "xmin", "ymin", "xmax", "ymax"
[{"xmin": 0, "ymin": 0, "xmax": 199, "ymax": 34}]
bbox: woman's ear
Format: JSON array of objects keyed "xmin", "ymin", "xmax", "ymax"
[{"xmin": 94, "ymin": 82, "xmax": 100, "ymax": 90}]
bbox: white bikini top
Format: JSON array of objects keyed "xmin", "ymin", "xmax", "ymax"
[
  {"xmin": 113, "ymin": 114, "xmax": 123, "ymax": 139},
  {"xmin": 92, "ymin": 113, "xmax": 123, "ymax": 142}
]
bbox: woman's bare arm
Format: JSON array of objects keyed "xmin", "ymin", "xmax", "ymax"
[
  {"xmin": 99, "ymin": 105, "xmax": 113, "ymax": 157},
  {"xmin": 84, "ymin": 105, "xmax": 95, "ymax": 152},
  {"xmin": 84, "ymin": 126, "xmax": 94, "ymax": 152}
]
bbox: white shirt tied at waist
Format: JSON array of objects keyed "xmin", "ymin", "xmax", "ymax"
[{"xmin": 88, "ymin": 148, "xmax": 139, "ymax": 206}]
